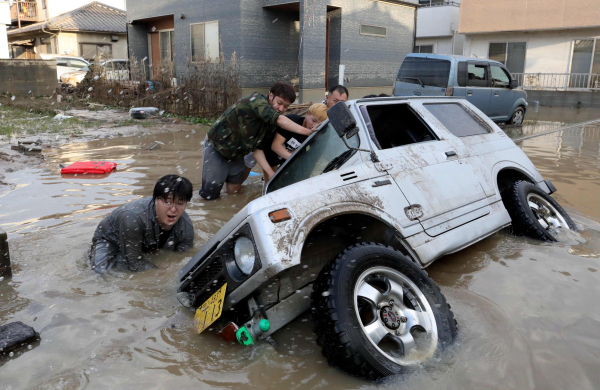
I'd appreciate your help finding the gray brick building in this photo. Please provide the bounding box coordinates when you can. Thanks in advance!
[126,0,417,102]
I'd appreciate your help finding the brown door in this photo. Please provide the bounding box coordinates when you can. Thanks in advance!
[150,32,160,80]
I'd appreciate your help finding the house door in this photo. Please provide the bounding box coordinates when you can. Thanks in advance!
[150,32,160,79]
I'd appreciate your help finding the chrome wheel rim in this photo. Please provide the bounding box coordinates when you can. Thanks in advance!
[512,110,524,125]
[353,266,438,365]
[527,193,570,231]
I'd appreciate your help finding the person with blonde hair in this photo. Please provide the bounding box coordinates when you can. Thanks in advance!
[253,103,328,181]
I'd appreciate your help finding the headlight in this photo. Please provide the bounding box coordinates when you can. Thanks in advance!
[233,236,255,275]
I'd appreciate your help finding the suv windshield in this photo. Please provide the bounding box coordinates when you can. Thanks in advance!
[266,122,360,193]
[396,57,451,88]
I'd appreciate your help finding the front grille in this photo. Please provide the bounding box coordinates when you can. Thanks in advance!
[188,260,223,302]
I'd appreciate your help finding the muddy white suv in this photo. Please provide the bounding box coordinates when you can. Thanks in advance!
[177,97,574,380]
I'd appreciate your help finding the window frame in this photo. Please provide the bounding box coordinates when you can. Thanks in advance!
[79,42,113,61]
[159,29,175,62]
[414,45,434,54]
[359,23,387,38]
[424,102,493,137]
[487,41,527,73]
[190,22,206,62]
[466,62,490,88]
[490,65,511,88]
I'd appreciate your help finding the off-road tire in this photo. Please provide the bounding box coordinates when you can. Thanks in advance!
[310,243,457,381]
[508,106,525,126]
[502,180,576,241]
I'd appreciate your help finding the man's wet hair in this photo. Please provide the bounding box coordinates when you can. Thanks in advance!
[328,85,349,98]
[153,174,193,202]
[270,82,296,104]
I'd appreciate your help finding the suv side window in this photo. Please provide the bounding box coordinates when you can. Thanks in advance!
[466,63,488,87]
[425,103,491,137]
[364,104,437,149]
[56,58,68,67]
[490,65,511,88]
[70,59,88,69]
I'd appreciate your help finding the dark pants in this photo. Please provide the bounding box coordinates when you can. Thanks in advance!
[199,139,245,200]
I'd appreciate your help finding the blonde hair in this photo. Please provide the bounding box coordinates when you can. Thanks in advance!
[308,103,328,122]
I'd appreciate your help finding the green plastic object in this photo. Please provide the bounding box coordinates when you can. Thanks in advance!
[236,326,254,346]
[259,319,270,332]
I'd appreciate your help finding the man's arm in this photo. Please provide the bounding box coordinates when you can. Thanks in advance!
[272,133,292,160]
[176,220,194,252]
[253,149,276,181]
[277,115,316,136]
[117,212,154,271]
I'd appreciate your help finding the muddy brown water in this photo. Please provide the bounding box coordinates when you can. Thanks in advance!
[0,113,599,389]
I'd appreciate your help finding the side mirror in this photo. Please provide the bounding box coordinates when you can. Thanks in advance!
[328,101,357,138]
[509,79,519,89]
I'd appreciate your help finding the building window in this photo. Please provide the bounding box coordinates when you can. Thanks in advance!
[190,21,219,62]
[488,42,526,73]
[414,45,434,54]
[160,30,175,62]
[569,39,598,88]
[360,24,386,37]
[80,43,112,61]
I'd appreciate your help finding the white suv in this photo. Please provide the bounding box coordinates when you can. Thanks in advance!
[40,54,90,83]
[178,97,575,380]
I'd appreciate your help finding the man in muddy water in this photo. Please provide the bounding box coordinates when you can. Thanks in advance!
[199,82,320,200]
[90,175,194,273]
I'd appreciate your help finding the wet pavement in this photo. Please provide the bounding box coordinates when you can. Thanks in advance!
[0,110,599,389]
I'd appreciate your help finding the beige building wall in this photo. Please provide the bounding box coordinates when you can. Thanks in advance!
[56,32,127,59]
[459,0,600,34]
[463,27,600,73]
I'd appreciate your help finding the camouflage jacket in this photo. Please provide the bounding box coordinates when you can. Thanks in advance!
[207,93,281,160]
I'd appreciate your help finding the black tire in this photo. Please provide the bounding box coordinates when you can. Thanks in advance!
[502,180,576,241]
[508,106,525,126]
[311,243,457,381]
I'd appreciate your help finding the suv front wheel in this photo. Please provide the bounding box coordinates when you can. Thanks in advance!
[311,243,457,381]
[508,106,525,126]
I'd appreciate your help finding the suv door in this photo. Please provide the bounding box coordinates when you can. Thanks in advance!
[55,58,69,81]
[393,56,451,97]
[488,65,515,121]
[453,61,492,114]
[360,101,490,237]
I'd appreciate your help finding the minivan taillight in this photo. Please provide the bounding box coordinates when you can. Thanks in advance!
[446,86,454,96]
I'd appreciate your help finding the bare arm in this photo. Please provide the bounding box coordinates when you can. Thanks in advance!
[271,133,292,160]
[253,149,275,181]
[277,115,314,136]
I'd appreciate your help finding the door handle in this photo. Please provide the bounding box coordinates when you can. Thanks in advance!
[467,90,473,96]
[445,151,457,157]
[494,91,499,96]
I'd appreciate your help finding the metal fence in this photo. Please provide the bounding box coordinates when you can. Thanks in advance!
[419,0,460,7]
[511,73,600,91]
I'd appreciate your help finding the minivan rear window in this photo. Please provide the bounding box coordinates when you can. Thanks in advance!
[396,57,451,88]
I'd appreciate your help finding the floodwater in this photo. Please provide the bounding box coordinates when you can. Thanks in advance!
[0,112,599,389]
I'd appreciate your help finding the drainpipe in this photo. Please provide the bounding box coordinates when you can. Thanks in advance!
[413,7,417,53]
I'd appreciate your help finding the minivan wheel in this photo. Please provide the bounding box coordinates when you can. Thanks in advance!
[502,180,576,241]
[509,106,525,126]
[311,243,457,381]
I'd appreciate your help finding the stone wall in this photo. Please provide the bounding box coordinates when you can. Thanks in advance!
[0,59,57,96]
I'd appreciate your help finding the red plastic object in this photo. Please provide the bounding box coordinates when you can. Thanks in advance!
[60,161,117,174]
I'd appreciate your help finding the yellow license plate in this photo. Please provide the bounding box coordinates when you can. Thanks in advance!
[194,283,227,334]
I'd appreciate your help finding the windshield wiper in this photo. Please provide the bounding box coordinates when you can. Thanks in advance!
[401,77,425,87]
[322,150,356,174]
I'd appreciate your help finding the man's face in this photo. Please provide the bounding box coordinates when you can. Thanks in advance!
[269,93,292,113]
[325,90,348,109]
[302,113,322,130]
[155,194,187,230]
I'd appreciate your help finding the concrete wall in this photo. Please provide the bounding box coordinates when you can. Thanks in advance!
[416,5,459,38]
[527,90,600,108]
[463,27,600,73]
[416,36,465,55]
[459,0,600,34]
[0,59,56,95]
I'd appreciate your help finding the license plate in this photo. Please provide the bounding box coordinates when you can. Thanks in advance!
[194,283,227,334]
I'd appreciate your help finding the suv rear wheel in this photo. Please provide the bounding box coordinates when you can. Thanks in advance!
[502,180,576,241]
[311,243,457,381]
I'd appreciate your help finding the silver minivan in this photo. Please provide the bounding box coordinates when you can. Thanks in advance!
[393,54,528,125]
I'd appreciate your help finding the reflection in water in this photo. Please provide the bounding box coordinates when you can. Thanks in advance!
[0,120,599,389]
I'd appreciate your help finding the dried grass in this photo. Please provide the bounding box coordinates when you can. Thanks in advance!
[79,53,241,119]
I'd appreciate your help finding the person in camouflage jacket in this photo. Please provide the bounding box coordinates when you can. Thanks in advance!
[200,82,319,200]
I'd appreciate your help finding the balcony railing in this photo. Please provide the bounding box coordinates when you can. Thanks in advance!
[512,73,600,91]
[419,1,460,7]
[10,1,39,25]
